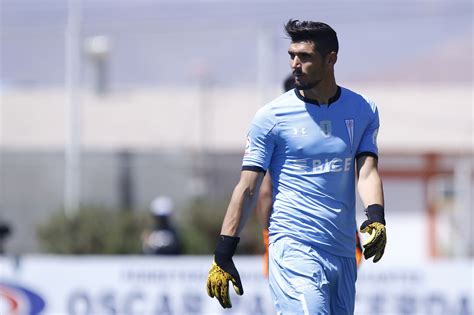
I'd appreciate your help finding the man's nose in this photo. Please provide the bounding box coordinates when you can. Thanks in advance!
[291,57,301,69]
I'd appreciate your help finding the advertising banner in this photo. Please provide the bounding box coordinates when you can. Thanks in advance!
[0,256,472,315]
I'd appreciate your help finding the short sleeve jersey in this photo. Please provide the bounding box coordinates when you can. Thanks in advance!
[242,86,380,257]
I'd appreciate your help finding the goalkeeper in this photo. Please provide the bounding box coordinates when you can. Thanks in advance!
[207,19,386,314]
[256,74,364,277]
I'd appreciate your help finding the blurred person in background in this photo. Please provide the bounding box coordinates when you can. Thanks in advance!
[207,19,386,314]
[0,222,11,254]
[142,196,182,255]
[256,74,363,277]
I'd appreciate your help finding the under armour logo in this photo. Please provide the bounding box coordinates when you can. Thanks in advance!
[293,127,307,136]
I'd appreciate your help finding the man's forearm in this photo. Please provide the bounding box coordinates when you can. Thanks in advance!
[221,173,264,236]
[358,170,384,207]
[256,174,272,229]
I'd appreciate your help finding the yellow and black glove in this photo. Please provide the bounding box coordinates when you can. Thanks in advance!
[206,235,243,308]
[360,204,387,263]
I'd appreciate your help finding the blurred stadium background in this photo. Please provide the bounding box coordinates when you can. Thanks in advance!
[0,0,472,314]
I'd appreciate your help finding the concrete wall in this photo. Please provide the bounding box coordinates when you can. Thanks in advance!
[1,85,471,153]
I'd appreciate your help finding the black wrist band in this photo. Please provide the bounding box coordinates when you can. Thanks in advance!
[365,204,386,225]
[214,235,240,261]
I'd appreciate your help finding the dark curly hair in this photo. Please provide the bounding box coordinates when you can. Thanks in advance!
[284,19,339,56]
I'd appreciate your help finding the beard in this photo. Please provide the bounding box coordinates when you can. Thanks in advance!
[293,69,321,90]
[294,78,320,90]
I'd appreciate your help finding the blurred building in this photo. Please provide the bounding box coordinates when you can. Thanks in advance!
[0,0,472,257]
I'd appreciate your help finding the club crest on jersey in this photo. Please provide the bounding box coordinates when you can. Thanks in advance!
[320,121,332,137]
[345,119,354,150]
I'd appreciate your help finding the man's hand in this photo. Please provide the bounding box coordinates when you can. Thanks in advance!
[360,204,387,263]
[207,260,243,308]
[206,235,243,308]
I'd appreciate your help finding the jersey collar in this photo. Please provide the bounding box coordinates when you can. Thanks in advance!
[294,86,341,106]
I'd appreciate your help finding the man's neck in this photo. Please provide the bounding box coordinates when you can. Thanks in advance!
[300,79,338,104]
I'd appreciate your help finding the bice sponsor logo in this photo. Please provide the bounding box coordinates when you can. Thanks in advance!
[0,282,45,315]
[290,157,353,174]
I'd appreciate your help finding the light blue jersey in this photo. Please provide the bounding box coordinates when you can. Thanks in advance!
[242,86,379,258]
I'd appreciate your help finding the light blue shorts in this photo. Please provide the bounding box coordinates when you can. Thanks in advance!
[268,237,357,315]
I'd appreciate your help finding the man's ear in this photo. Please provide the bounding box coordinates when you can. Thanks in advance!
[327,52,337,66]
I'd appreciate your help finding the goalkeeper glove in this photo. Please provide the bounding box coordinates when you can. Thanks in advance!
[360,204,387,263]
[206,235,243,308]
